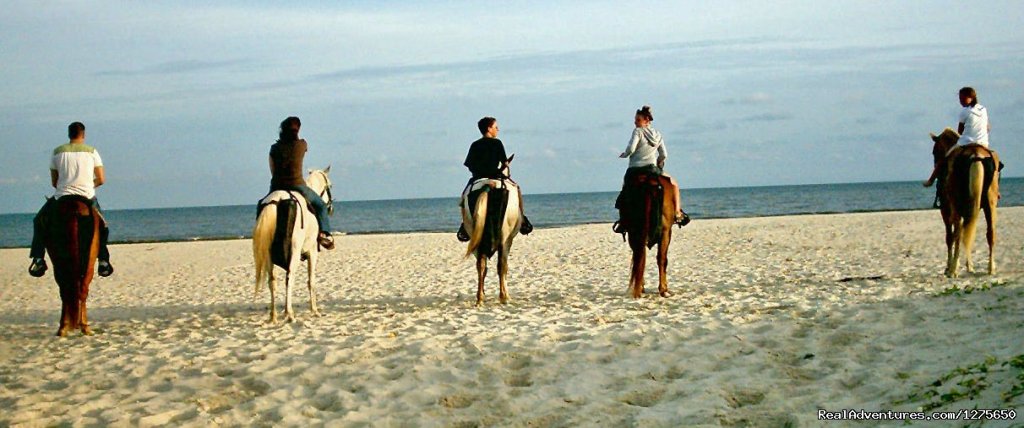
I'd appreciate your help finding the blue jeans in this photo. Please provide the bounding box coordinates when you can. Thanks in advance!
[273,185,332,233]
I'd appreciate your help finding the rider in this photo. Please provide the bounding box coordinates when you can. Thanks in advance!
[456,116,533,241]
[268,116,335,250]
[924,87,999,205]
[28,121,114,277]
[617,105,688,229]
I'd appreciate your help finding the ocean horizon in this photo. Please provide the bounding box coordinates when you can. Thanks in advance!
[2,178,1020,249]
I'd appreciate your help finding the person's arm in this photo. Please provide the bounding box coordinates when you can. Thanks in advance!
[93,166,105,187]
[268,156,275,175]
[50,169,58,188]
[620,128,641,158]
[924,165,938,187]
[958,122,965,135]
[657,139,668,168]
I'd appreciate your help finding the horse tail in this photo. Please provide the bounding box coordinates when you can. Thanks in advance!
[253,204,277,297]
[465,190,489,258]
[961,159,986,244]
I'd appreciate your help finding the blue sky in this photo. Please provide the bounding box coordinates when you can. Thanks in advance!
[1,1,1022,213]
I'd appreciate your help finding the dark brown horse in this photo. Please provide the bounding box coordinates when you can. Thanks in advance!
[44,196,102,336]
[618,172,678,298]
[930,129,1000,277]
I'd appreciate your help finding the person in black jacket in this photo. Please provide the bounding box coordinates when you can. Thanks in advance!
[457,117,532,241]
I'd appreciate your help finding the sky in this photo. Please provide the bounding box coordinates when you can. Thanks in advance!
[1,1,1022,214]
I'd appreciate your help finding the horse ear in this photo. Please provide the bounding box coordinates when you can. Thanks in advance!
[324,165,331,174]
[930,133,938,141]
[507,153,515,163]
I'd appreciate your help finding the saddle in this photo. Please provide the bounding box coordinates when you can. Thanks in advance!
[44,196,102,276]
[615,172,668,248]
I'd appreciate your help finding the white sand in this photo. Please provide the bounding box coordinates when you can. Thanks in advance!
[1,208,1022,427]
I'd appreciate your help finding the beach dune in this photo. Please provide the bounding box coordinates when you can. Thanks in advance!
[1,208,1022,426]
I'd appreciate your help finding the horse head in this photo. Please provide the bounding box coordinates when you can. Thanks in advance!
[307,166,334,215]
[930,128,960,160]
[500,154,514,179]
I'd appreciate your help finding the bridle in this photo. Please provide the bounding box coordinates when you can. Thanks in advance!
[312,170,334,216]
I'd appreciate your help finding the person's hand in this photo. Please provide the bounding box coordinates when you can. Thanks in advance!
[922,179,934,187]
[657,157,666,169]
[619,152,628,158]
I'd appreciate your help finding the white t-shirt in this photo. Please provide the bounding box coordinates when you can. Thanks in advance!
[51,143,103,199]
[957,104,989,146]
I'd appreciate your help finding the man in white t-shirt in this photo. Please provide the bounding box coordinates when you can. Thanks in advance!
[29,122,114,277]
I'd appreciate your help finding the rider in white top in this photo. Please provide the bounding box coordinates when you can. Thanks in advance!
[957,88,990,147]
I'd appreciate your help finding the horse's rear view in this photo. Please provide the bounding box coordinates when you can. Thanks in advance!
[943,143,1000,277]
[617,172,677,298]
[461,160,521,306]
[45,196,102,336]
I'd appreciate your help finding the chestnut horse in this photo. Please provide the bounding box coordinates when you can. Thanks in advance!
[252,167,334,322]
[930,129,1000,277]
[45,196,102,336]
[462,155,521,306]
[617,172,678,298]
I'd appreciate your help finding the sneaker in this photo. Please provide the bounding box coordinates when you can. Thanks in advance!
[318,232,335,250]
[675,211,691,227]
[456,225,470,242]
[97,260,114,277]
[29,258,47,277]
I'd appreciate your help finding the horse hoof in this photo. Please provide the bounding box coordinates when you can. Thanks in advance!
[81,326,94,336]
[659,290,673,298]
[56,328,68,337]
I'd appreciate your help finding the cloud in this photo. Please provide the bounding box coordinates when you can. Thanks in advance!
[741,112,793,122]
[96,59,251,77]
[722,92,774,106]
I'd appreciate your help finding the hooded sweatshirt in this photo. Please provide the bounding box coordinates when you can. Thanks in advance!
[623,126,667,168]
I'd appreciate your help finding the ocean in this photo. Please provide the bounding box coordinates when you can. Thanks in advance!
[1,178,1020,249]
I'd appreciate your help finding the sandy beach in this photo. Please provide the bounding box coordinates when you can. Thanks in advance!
[1,208,1022,427]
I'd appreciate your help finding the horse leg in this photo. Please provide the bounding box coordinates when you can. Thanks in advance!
[307,253,322,317]
[962,212,980,274]
[657,230,672,297]
[948,220,962,278]
[498,248,510,304]
[57,285,72,337]
[283,271,296,323]
[629,240,646,298]
[476,254,487,307]
[268,271,278,323]
[985,204,996,275]
[79,300,93,336]
[943,210,954,277]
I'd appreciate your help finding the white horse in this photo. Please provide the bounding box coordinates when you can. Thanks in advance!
[462,156,522,306]
[252,167,334,322]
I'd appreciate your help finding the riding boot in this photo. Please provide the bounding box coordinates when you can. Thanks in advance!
[456,224,470,242]
[318,232,335,250]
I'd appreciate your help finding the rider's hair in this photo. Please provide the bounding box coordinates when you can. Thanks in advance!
[68,122,85,139]
[278,116,301,142]
[636,105,653,122]
[959,87,978,107]
[477,117,497,135]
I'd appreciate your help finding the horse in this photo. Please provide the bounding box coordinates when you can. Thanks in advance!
[44,196,102,336]
[931,129,1000,278]
[462,155,522,306]
[252,167,334,322]
[616,170,679,298]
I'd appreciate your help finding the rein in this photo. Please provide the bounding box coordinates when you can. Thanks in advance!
[312,170,334,215]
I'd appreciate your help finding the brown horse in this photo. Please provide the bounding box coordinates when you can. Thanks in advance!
[931,129,1000,277]
[44,196,102,336]
[617,172,678,298]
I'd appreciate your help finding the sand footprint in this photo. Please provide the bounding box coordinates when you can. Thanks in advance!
[722,388,765,408]
[620,386,666,408]
[438,393,475,409]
